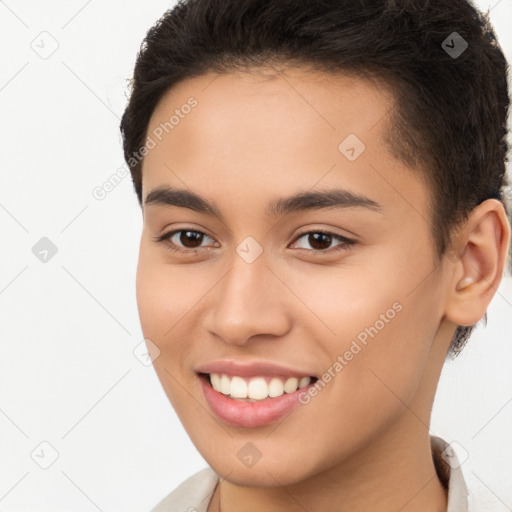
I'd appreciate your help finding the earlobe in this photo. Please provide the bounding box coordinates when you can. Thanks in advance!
[444,199,510,326]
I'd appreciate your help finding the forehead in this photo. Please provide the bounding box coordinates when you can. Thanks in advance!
[145,66,393,162]
[141,67,428,222]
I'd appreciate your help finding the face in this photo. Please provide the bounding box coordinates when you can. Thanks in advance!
[136,66,453,486]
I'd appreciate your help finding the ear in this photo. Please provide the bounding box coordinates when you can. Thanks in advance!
[444,199,510,326]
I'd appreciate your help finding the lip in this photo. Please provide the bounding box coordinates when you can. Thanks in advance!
[198,373,316,428]
[195,360,316,379]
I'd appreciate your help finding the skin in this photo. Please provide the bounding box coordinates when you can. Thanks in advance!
[135,65,510,512]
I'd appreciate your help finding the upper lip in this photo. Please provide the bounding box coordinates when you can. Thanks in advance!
[196,360,316,378]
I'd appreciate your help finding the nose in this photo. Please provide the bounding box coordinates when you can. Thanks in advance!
[203,251,292,346]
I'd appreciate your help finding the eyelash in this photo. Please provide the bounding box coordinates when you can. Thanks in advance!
[153,228,355,255]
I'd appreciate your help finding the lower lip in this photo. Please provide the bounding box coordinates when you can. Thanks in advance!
[199,374,314,428]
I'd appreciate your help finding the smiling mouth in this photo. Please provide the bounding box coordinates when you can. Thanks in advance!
[199,372,318,402]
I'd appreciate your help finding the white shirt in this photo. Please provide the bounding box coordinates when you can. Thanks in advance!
[151,435,470,511]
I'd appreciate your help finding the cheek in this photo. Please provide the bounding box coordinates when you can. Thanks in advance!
[135,246,213,388]
[282,258,404,342]
[135,251,160,338]
[135,250,197,410]
[292,255,439,407]
[135,247,194,340]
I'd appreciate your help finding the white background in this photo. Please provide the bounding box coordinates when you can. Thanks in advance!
[0,1,511,510]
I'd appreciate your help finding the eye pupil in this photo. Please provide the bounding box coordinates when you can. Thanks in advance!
[309,232,331,250]
[180,230,203,248]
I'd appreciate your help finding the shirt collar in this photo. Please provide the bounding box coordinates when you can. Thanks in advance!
[430,435,470,512]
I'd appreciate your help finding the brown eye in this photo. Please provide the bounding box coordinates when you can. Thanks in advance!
[154,229,216,253]
[307,232,333,250]
[292,230,355,253]
[178,230,205,248]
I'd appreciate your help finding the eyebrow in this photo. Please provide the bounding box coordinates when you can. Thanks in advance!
[144,185,382,221]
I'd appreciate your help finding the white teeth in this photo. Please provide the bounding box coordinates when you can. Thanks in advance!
[209,373,312,400]
[268,377,284,397]
[230,376,247,398]
[283,377,299,393]
[298,376,310,388]
[210,373,221,390]
[220,374,231,395]
[247,377,268,400]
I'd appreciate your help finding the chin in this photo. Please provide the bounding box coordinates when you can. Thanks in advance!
[213,462,312,488]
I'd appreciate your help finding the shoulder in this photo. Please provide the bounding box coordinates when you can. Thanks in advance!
[150,466,219,512]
